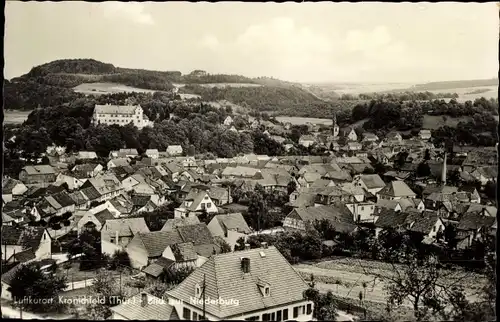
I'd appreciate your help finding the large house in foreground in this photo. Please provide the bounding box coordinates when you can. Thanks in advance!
[165,245,314,321]
[92,104,152,129]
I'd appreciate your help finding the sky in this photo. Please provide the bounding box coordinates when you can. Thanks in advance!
[4,2,499,83]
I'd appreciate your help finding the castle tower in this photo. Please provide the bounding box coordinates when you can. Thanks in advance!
[441,152,447,185]
[332,112,339,137]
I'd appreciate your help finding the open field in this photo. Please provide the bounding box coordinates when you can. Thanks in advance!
[422,115,472,129]
[173,83,262,88]
[73,82,159,95]
[4,110,31,124]
[275,116,332,125]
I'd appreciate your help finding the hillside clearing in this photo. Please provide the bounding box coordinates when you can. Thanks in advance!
[4,110,31,124]
[422,115,472,129]
[73,82,159,95]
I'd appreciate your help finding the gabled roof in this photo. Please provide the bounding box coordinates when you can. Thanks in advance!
[171,242,198,261]
[7,248,36,263]
[22,165,55,175]
[166,246,310,318]
[1,263,23,285]
[2,178,26,194]
[136,230,184,257]
[359,174,386,189]
[374,209,408,229]
[142,257,175,277]
[457,212,496,231]
[1,225,24,244]
[292,205,356,233]
[94,209,115,224]
[176,224,215,246]
[378,181,416,197]
[214,213,252,234]
[102,218,150,238]
[161,217,201,231]
[110,292,179,320]
[81,186,101,201]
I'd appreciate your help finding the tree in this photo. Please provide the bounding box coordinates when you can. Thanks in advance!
[303,274,338,321]
[87,269,123,320]
[108,250,131,270]
[162,266,195,285]
[416,162,431,177]
[287,179,297,195]
[8,261,67,313]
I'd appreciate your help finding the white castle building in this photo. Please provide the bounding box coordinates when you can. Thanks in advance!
[92,104,152,129]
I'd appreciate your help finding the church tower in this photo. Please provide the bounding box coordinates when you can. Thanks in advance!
[332,112,339,137]
[441,152,447,185]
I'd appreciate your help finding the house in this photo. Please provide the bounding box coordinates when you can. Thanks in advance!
[362,132,379,142]
[31,191,76,221]
[145,149,160,159]
[374,209,445,241]
[72,163,103,178]
[133,194,167,213]
[223,116,233,126]
[161,217,201,232]
[207,213,252,249]
[19,165,57,186]
[55,173,86,190]
[283,204,356,233]
[77,208,115,234]
[340,127,357,141]
[167,145,183,156]
[353,174,386,195]
[418,129,432,141]
[207,185,232,206]
[298,135,316,148]
[2,178,28,203]
[0,226,52,260]
[107,158,131,169]
[175,189,219,218]
[75,151,98,160]
[2,213,15,226]
[271,135,286,144]
[5,248,36,266]
[2,264,22,300]
[128,224,217,270]
[471,166,497,185]
[101,218,150,256]
[345,142,362,151]
[93,104,151,129]
[80,175,123,203]
[456,211,496,249]
[69,190,90,210]
[345,202,377,223]
[110,292,179,320]
[108,194,135,217]
[458,186,481,204]
[386,132,403,143]
[339,183,365,202]
[314,186,355,206]
[165,245,314,321]
[377,181,416,201]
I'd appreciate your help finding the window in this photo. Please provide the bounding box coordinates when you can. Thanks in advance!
[262,313,270,321]
[357,215,361,222]
[245,317,259,321]
[270,313,275,321]
[283,309,288,321]
[302,306,305,314]
[264,286,270,296]
[277,310,282,321]
[361,206,365,211]
[195,284,201,297]
[293,307,299,318]
[192,312,198,320]
[183,308,191,320]
[201,203,206,209]
[433,226,436,232]
[206,203,212,209]
[306,304,312,315]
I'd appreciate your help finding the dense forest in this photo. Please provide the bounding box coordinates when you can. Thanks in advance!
[340,91,459,101]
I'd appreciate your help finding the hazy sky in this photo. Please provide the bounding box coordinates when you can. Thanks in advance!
[4,2,499,83]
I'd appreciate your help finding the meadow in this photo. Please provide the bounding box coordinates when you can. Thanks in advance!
[73,82,159,95]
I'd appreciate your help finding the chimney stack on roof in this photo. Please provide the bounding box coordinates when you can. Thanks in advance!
[244,243,251,250]
[261,242,268,249]
[241,257,250,273]
[141,293,148,307]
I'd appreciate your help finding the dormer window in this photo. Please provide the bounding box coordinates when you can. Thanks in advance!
[195,283,202,298]
[264,286,270,297]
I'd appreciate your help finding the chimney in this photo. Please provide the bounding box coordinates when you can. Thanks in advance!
[141,293,148,307]
[241,257,250,273]
[261,242,268,249]
[244,243,251,250]
[115,231,119,246]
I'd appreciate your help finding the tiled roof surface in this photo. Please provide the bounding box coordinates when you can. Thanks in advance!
[166,246,310,318]
[171,242,198,261]
[23,165,55,175]
[161,217,201,232]
[176,224,214,246]
[102,218,150,239]
[360,174,386,189]
[143,257,175,277]
[215,213,252,234]
[457,212,496,231]
[94,209,115,224]
[95,104,139,115]
[2,225,23,244]
[137,231,183,257]
[293,205,355,232]
[378,181,416,197]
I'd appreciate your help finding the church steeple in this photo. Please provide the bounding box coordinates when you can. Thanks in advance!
[332,111,339,137]
[441,152,447,185]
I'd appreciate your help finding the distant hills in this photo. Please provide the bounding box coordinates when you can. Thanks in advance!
[408,78,499,91]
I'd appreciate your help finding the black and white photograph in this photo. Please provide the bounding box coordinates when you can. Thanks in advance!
[2,2,498,321]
